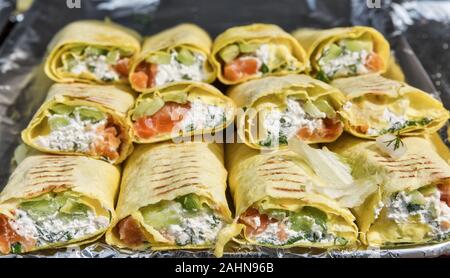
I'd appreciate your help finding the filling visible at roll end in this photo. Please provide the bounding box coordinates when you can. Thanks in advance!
[239,205,353,247]
[58,46,133,83]
[316,37,383,82]
[131,91,234,142]
[255,96,342,148]
[115,194,225,248]
[130,48,211,91]
[33,103,125,163]
[218,43,302,83]
[0,191,110,254]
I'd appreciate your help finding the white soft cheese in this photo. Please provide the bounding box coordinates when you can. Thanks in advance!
[166,211,223,246]
[154,51,205,86]
[261,97,324,146]
[9,209,109,246]
[252,215,334,246]
[35,111,105,153]
[175,100,229,133]
[255,44,270,66]
[373,201,384,220]
[383,108,407,129]
[70,55,119,81]
[342,101,353,111]
[318,48,369,78]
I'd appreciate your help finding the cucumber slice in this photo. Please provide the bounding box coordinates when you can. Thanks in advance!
[419,185,437,196]
[49,104,74,115]
[84,46,107,57]
[70,46,85,57]
[20,197,60,220]
[267,209,288,221]
[321,44,342,63]
[146,52,171,64]
[303,101,326,118]
[219,44,240,63]
[176,193,202,212]
[141,202,182,229]
[408,191,427,206]
[238,42,259,53]
[48,116,70,130]
[290,214,315,232]
[132,97,165,120]
[60,198,89,216]
[76,107,106,122]
[162,91,188,104]
[176,49,196,66]
[290,206,327,232]
[106,50,120,64]
[340,39,373,52]
[314,99,336,118]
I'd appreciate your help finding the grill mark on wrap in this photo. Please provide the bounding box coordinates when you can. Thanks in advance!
[26,158,75,188]
[150,150,203,193]
[156,183,206,196]
[150,151,198,161]
[260,171,305,177]
[31,180,74,186]
[268,178,306,184]
[156,165,201,175]
[387,167,440,173]
[257,166,290,172]
[273,187,305,193]
[28,168,73,175]
[149,172,200,183]
[32,163,77,170]
[153,176,199,190]
[152,160,199,169]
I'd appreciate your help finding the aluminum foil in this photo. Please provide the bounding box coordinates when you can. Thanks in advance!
[0,0,449,258]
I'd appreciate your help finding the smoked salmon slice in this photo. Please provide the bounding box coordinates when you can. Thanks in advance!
[365,52,384,71]
[0,214,36,254]
[131,62,158,90]
[224,57,259,82]
[133,102,191,139]
[117,216,146,246]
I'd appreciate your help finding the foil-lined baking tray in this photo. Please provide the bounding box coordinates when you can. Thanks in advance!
[0,0,449,258]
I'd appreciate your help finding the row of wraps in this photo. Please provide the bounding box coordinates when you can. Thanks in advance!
[0,21,449,256]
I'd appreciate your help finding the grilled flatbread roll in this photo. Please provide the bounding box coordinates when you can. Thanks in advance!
[21,83,135,164]
[0,155,120,254]
[330,136,450,247]
[228,74,345,150]
[131,81,236,143]
[292,26,389,82]
[332,74,449,139]
[129,24,216,93]
[106,142,233,251]
[212,24,308,85]
[45,20,141,84]
[214,143,359,257]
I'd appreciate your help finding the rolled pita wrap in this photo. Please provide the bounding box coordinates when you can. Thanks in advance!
[129,24,216,93]
[131,81,236,144]
[21,83,135,164]
[0,154,120,254]
[227,74,344,150]
[329,136,450,247]
[212,24,308,85]
[45,20,141,85]
[333,74,449,139]
[292,26,390,82]
[214,143,358,257]
[106,142,233,251]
